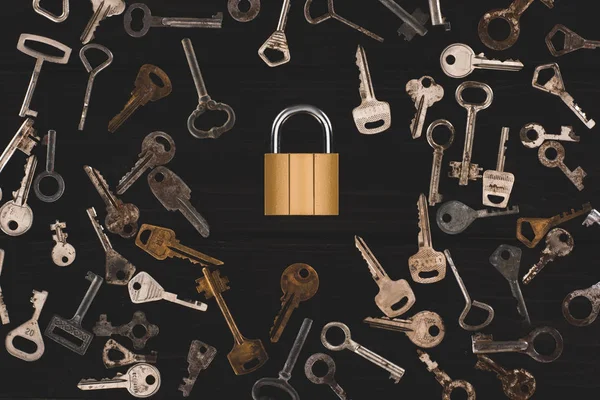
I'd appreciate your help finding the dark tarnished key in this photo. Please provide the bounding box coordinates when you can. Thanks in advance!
[418,350,476,400]
[437,200,519,235]
[546,24,600,57]
[305,353,349,399]
[93,311,159,350]
[563,280,600,327]
[102,338,158,369]
[179,340,217,397]
[522,228,573,285]
[475,355,536,400]
[228,0,260,22]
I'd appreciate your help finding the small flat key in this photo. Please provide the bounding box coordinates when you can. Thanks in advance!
[437,200,520,235]
[546,24,600,57]
[538,141,586,191]
[5,290,48,361]
[428,0,450,30]
[445,250,494,331]
[0,155,37,236]
[79,44,113,131]
[519,122,579,148]
[532,63,595,129]
[0,118,39,176]
[270,264,319,343]
[259,0,292,67]
[0,249,9,324]
[50,221,76,267]
[179,340,217,397]
[102,338,158,369]
[108,64,172,133]
[522,228,573,285]
[583,209,600,227]
[33,0,69,22]
[81,0,126,44]
[355,235,416,317]
[125,4,222,38]
[78,363,161,398]
[441,43,524,79]
[475,355,536,400]
[482,127,515,208]
[427,120,454,206]
[378,0,427,41]
[406,76,444,139]
[128,271,208,312]
[418,350,476,400]
[305,353,349,399]
[563,280,600,327]
[364,310,446,348]
[228,0,260,22]
[93,311,159,350]
[33,130,65,203]
[321,322,405,383]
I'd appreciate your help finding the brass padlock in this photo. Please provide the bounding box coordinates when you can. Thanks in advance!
[264,105,339,216]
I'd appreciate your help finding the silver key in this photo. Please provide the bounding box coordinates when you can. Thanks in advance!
[0,155,37,236]
[124,3,223,38]
[78,363,161,398]
[583,209,600,227]
[117,131,176,195]
[259,0,292,67]
[378,0,428,41]
[417,350,476,400]
[147,166,210,238]
[532,63,595,129]
[428,0,450,30]
[538,141,586,191]
[33,0,69,23]
[522,228,573,285]
[0,249,9,324]
[445,250,494,331]
[519,123,579,148]
[321,322,405,383]
[305,353,349,400]
[50,221,76,267]
[5,290,48,362]
[0,119,39,176]
[86,207,136,285]
[102,338,158,369]
[355,235,415,317]
[440,43,524,79]
[546,24,600,57]
[128,271,208,312]
[482,127,515,208]
[33,130,65,203]
[406,76,444,139]
[79,44,113,131]
[81,0,126,44]
[427,120,454,206]
[563,280,600,327]
[179,340,217,397]
[364,310,446,348]
[436,200,520,235]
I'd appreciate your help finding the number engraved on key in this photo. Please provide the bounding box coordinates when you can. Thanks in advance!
[79,44,113,131]
[406,77,444,139]
[305,353,349,399]
[418,350,476,400]
[5,290,48,361]
[427,120,454,206]
[50,221,76,267]
[538,141,586,191]
[179,340,217,397]
[364,310,446,348]
[77,363,161,398]
[93,311,159,350]
[440,43,524,79]
[436,200,520,235]
[81,0,126,44]
[33,130,65,203]
[546,24,600,57]
[519,122,579,149]
[0,155,37,236]
[102,339,158,369]
[522,228,573,285]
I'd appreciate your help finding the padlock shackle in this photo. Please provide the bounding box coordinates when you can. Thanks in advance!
[271,105,333,154]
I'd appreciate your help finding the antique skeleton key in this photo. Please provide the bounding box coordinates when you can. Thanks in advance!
[0,118,39,176]
[437,201,520,235]
[179,340,217,397]
[33,130,65,203]
[482,127,515,208]
[0,249,8,324]
[418,350,476,400]
[364,311,446,348]
[5,290,48,361]
[102,339,157,369]
[427,120,454,206]
[475,355,536,400]
[50,221,76,267]
[228,0,260,22]
[522,228,573,285]
[378,0,427,41]
[440,43,524,79]
[78,363,161,398]
[79,44,113,131]
[546,24,600,57]
[305,353,349,399]
[93,311,159,350]
[538,141,586,191]
[81,0,126,44]
[259,0,292,67]
[406,77,444,139]
[129,271,208,311]
[0,155,37,236]
[519,123,579,149]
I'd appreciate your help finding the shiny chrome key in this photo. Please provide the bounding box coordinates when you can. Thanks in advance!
[128,271,208,312]
[364,310,446,348]
[436,201,519,235]
[0,155,37,236]
[538,141,586,191]
[78,363,161,398]
[79,44,113,131]
[427,120,454,206]
[519,123,579,149]
[406,76,444,139]
[441,43,524,79]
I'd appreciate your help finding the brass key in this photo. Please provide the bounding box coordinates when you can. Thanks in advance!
[196,268,268,375]
[269,263,319,343]
[108,64,172,133]
[135,224,223,267]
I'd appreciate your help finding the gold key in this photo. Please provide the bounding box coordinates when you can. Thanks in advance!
[135,224,223,266]
[196,268,268,375]
[108,64,172,133]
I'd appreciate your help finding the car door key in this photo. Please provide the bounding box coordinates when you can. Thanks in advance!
[519,123,579,148]
[441,43,524,79]
[305,353,349,399]
[437,200,520,234]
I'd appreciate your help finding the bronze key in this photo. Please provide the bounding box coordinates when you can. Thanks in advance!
[108,64,172,132]
[269,263,319,343]
[196,268,268,375]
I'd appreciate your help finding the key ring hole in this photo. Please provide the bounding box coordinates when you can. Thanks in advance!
[526,129,539,141]
[236,0,252,12]
[500,250,511,260]
[132,282,142,290]
[36,175,60,197]
[559,233,570,243]
[421,77,433,87]
[550,30,567,53]
[532,332,558,356]
[116,271,126,280]
[11,336,38,354]
[442,213,452,223]
[61,256,69,264]
[567,295,593,319]
[535,68,556,87]
[149,73,166,88]
[428,325,440,337]
[445,55,456,65]
[107,349,126,361]
[544,146,558,161]
[153,172,165,183]
[191,108,229,132]
[8,221,19,231]
[298,268,309,278]
[487,18,512,41]
[459,87,488,104]
[154,135,172,152]
[138,228,151,245]
[427,120,455,150]
[145,375,156,385]
[133,325,147,338]
[449,387,469,400]
[123,224,134,235]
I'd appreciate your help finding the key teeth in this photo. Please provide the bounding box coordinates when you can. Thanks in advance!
[117,153,149,192]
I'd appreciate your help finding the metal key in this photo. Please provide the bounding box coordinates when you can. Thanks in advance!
[93,311,159,350]
[538,141,586,191]
[270,264,319,343]
[482,127,515,208]
[305,353,349,399]
[353,45,391,135]
[522,228,573,285]
[259,0,292,67]
[472,326,564,363]
[478,0,555,51]
[102,338,158,369]
[428,0,450,30]
[475,355,536,400]
[321,322,405,383]
[440,43,524,79]
[117,131,175,195]
[50,221,76,267]
[378,0,428,41]
[519,122,579,149]
[355,235,416,317]
[0,118,39,176]
[33,0,69,22]
[437,201,520,235]
[5,290,48,361]
[364,310,446,348]
[81,0,125,44]
[33,130,65,203]
[135,224,223,266]
[563,280,600,327]
[196,268,269,375]
[125,4,222,38]
[79,44,113,131]
[84,165,140,238]
[489,245,531,326]
[0,155,37,236]
[148,167,210,237]
[418,350,476,400]
[449,81,493,185]
[305,0,384,42]
[406,76,444,139]
[128,271,208,312]
[228,0,260,22]
[445,250,494,331]
[253,318,312,400]
[583,209,600,227]
[17,34,71,118]
[546,24,600,57]
[182,38,236,139]
[532,63,595,129]
[427,120,454,206]
[179,340,217,397]
[108,64,172,133]
[0,249,9,324]
[78,363,161,398]
[409,194,447,284]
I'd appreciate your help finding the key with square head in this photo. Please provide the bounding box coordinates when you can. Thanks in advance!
[33,130,65,203]
[428,0,450,30]
[583,209,600,227]
[483,127,515,208]
[259,0,292,67]
[519,122,579,149]
[102,339,158,369]
[522,228,573,285]
[84,165,140,238]
[93,311,159,350]
[538,141,586,191]
[179,340,217,397]
[321,322,405,383]
[81,0,126,44]
[78,363,161,398]
[228,0,260,22]
[563,280,600,327]
[45,271,103,355]
[5,290,48,361]
[50,221,76,267]
[117,131,175,195]
[475,355,536,400]
[129,271,208,312]
[305,353,349,399]
[0,155,37,236]
[364,310,446,348]
[79,44,113,131]
[546,24,600,57]
[377,0,427,41]
[436,201,520,235]
[406,76,444,139]
[0,249,9,324]
[441,43,524,79]
[427,120,454,206]
[418,350,476,400]
[490,245,531,326]
[182,38,236,139]
[0,119,39,176]
[355,235,415,317]
[33,0,69,22]
[270,264,319,343]
[196,268,269,374]
[533,63,595,129]
[108,64,172,133]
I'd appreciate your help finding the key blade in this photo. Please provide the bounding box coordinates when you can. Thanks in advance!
[354,235,389,281]
[269,292,299,343]
[476,205,520,219]
[170,241,224,266]
[356,45,375,100]
[162,292,208,311]
[364,316,413,332]
[417,194,433,248]
[116,151,155,195]
[473,54,524,72]
[83,165,120,209]
[177,197,211,238]
[179,340,217,397]
[14,155,37,206]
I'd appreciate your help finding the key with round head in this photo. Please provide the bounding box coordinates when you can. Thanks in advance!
[228,0,260,22]
[108,64,172,133]
[427,120,454,206]
[538,141,586,191]
[519,123,579,148]
[0,155,37,236]
[418,350,476,400]
[0,250,9,324]
[128,271,208,312]
[33,130,65,203]
[5,290,48,361]
[436,200,520,235]
[377,0,427,41]
[441,43,524,79]
[50,221,76,267]
[259,0,292,67]
[305,353,349,399]
[364,310,446,348]
[33,0,69,22]
[102,339,158,369]
[79,44,113,131]
[490,245,530,326]
[482,127,515,208]
[78,363,161,398]
[406,76,444,139]
[546,24,600,57]
[562,280,600,327]
[522,228,573,285]
[179,340,217,397]
[475,355,536,400]
[81,0,125,44]
[0,119,39,176]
